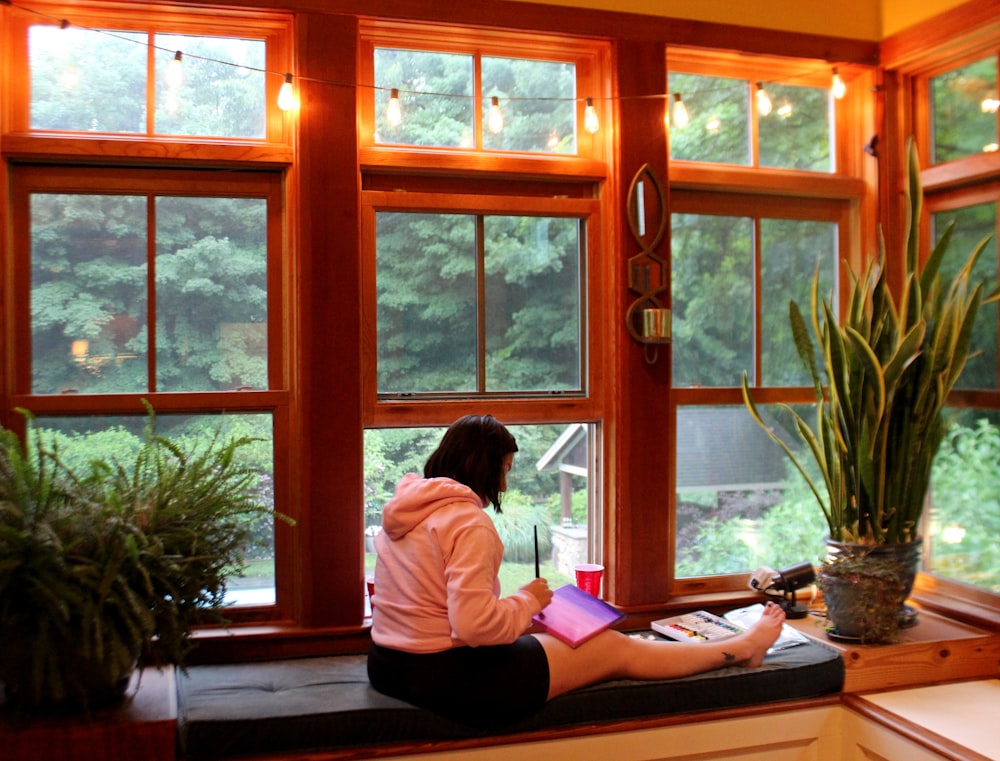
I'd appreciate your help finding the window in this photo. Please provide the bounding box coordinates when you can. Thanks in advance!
[929,55,999,164]
[667,49,868,590]
[668,53,837,172]
[360,23,612,600]
[10,165,289,611]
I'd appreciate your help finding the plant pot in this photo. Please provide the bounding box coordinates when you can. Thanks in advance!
[818,538,921,644]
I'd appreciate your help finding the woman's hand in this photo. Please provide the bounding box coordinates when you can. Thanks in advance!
[520,577,553,610]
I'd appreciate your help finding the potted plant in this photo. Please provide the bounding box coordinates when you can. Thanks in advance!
[743,139,997,643]
[0,405,288,711]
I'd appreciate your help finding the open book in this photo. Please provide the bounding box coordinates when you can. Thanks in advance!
[651,604,809,652]
[532,584,625,648]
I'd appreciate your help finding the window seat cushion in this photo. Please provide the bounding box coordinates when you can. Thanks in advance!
[176,635,844,760]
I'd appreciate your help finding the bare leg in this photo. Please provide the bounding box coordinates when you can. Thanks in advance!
[534,601,786,700]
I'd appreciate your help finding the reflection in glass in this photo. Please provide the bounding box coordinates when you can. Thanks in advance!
[931,56,999,164]
[34,413,277,606]
[374,49,474,147]
[31,194,149,394]
[760,218,837,385]
[30,25,147,133]
[667,72,750,165]
[154,34,266,138]
[675,405,827,578]
[758,83,833,172]
[928,408,1000,593]
[932,202,999,390]
[671,213,753,387]
[482,57,576,153]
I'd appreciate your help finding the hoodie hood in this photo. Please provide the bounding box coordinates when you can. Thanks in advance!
[381,473,483,540]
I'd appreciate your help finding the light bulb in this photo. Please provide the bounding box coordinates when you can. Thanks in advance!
[386,88,402,126]
[166,51,183,89]
[488,96,504,134]
[584,97,599,134]
[755,82,772,116]
[671,93,689,128]
[982,96,1000,114]
[706,116,721,134]
[777,101,793,118]
[831,68,846,100]
[278,73,296,111]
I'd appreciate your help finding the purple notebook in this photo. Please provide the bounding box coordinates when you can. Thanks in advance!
[532,584,625,648]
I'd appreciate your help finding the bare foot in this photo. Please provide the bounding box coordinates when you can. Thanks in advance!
[736,602,786,668]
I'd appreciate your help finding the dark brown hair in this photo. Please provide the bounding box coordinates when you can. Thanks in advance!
[424,414,518,512]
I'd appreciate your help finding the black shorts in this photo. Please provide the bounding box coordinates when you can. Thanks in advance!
[367,636,550,728]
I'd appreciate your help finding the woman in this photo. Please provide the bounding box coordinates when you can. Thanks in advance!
[368,414,785,728]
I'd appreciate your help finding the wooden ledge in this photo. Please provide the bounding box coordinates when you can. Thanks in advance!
[787,605,1000,692]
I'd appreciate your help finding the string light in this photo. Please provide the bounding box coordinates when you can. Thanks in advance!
[831,67,846,99]
[983,95,1000,114]
[277,72,296,111]
[488,95,504,134]
[584,97,599,134]
[386,87,402,126]
[755,82,773,116]
[777,101,793,118]
[671,93,689,128]
[705,115,720,134]
[8,0,858,132]
[165,50,183,89]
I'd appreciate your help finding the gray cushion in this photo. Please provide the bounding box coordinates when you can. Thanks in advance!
[177,637,843,760]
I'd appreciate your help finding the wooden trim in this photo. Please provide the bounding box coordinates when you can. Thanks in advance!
[880,0,1000,71]
[843,693,997,761]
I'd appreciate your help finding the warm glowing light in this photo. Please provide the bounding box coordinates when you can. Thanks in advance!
[671,93,689,128]
[165,51,183,89]
[547,131,560,148]
[755,82,772,116]
[386,88,402,127]
[777,101,793,118]
[831,68,846,99]
[71,339,89,359]
[705,116,721,134]
[985,143,999,153]
[277,73,296,111]
[941,525,966,544]
[488,96,504,134]
[983,96,1000,114]
[584,97,599,134]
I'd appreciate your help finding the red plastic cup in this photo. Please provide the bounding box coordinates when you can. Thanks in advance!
[575,563,604,596]
[366,576,376,608]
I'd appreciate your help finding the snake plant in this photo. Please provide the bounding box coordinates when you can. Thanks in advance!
[743,139,997,545]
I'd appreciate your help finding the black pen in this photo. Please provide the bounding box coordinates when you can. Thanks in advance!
[534,525,545,619]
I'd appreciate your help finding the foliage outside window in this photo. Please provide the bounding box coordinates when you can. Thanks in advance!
[668,71,834,172]
[930,55,999,164]
[373,48,577,153]
[29,25,267,138]
[375,211,584,396]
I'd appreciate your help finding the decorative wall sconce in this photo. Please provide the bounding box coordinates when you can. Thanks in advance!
[625,163,670,364]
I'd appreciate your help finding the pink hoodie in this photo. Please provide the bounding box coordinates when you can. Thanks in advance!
[371,473,542,653]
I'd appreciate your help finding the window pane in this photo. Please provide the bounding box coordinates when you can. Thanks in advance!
[759,83,833,172]
[30,25,147,133]
[374,49,474,147]
[760,218,837,385]
[376,212,477,393]
[155,196,269,392]
[933,202,999,390]
[676,405,827,578]
[667,73,750,165]
[482,57,576,153]
[931,56,999,164]
[31,194,149,394]
[155,34,266,138]
[484,216,582,391]
[32,413,277,606]
[928,409,1000,592]
[364,422,592,611]
[671,213,753,387]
